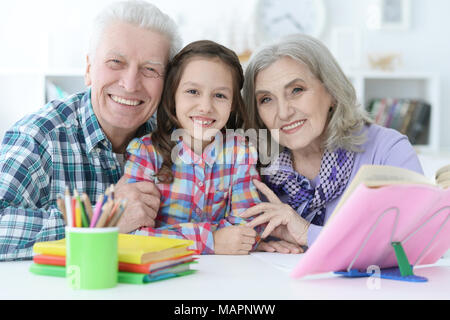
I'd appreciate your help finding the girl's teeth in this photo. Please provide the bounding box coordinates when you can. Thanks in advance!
[193,119,214,125]
[283,120,305,131]
[111,95,141,106]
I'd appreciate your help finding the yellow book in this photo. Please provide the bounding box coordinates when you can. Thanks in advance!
[33,234,194,264]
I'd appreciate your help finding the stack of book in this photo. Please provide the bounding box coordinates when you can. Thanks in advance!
[30,234,198,284]
[367,98,431,145]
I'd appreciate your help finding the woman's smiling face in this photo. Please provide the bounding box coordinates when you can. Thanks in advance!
[255,56,334,152]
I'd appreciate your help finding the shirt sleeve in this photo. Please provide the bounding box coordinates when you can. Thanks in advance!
[0,130,65,261]
[124,135,159,183]
[380,133,424,174]
[135,137,263,254]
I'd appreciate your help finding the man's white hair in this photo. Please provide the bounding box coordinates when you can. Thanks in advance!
[88,0,182,60]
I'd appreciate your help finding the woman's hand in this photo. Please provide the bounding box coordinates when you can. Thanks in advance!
[256,240,304,254]
[241,179,310,246]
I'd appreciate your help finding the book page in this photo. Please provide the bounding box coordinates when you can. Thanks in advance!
[328,165,433,224]
[436,164,450,188]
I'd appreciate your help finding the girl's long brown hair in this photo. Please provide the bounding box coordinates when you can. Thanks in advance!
[152,40,248,183]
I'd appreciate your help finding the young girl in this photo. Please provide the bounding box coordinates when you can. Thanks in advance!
[124,40,263,255]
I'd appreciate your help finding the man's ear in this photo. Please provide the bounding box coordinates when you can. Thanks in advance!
[85,55,92,86]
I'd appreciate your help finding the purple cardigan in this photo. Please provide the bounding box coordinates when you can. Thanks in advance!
[270,124,424,247]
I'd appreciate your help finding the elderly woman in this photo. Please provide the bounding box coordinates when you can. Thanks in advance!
[241,34,423,253]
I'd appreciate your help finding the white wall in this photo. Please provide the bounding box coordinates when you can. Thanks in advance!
[323,0,450,151]
[1,0,449,149]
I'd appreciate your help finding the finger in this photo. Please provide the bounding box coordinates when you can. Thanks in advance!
[246,212,276,228]
[133,181,161,197]
[239,226,257,237]
[257,242,276,252]
[261,217,283,238]
[253,179,282,204]
[144,206,158,220]
[241,235,257,245]
[237,244,252,254]
[275,240,303,254]
[267,241,291,254]
[240,203,271,218]
[139,194,160,213]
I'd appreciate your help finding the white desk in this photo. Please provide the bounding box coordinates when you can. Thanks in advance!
[1,253,450,300]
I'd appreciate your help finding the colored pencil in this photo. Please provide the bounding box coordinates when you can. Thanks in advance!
[82,193,94,221]
[95,200,113,228]
[89,194,104,228]
[74,190,89,228]
[61,184,127,229]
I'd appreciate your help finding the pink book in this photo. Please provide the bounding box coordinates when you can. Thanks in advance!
[291,165,450,278]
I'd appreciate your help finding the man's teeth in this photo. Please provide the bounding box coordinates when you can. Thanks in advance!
[282,120,305,131]
[192,118,214,125]
[111,95,141,106]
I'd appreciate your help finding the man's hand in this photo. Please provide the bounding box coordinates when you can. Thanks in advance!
[213,226,257,255]
[114,175,160,234]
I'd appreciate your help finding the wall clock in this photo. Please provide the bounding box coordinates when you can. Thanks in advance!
[255,0,327,43]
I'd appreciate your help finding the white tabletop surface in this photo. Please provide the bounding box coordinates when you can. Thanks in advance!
[1,253,450,300]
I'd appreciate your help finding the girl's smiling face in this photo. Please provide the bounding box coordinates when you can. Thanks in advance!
[255,56,334,153]
[175,57,234,149]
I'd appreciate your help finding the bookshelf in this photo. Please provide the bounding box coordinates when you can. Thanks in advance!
[348,71,440,152]
[0,70,86,141]
[44,69,86,103]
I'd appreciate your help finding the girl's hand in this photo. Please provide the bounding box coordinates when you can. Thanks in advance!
[240,179,310,246]
[257,240,304,254]
[213,225,257,255]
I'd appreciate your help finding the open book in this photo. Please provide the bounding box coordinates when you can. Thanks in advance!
[291,164,450,279]
[329,164,450,224]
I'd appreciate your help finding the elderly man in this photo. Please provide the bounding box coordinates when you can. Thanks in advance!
[0,1,182,261]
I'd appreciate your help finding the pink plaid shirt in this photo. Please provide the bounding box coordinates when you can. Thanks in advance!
[124,131,262,254]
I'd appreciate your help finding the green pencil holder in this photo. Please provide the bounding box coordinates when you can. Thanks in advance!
[66,227,118,290]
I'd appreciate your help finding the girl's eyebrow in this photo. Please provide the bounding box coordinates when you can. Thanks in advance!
[180,81,232,92]
[179,81,201,87]
[215,86,232,93]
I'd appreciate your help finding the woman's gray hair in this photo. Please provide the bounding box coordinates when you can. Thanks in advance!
[89,0,182,61]
[243,33,372,152]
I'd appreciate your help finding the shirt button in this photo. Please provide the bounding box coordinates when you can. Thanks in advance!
[198,181,204,187]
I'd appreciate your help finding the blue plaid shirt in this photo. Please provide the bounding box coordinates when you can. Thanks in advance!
[0,89,155,261]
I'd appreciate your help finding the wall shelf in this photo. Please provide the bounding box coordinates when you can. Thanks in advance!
[347,71,440,153]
